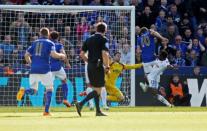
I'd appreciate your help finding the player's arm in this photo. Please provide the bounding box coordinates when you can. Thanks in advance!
[80,51,88,62]
[123,63,143,70]
[80,39,88,62]
[60,48,70,68]
[50,43,66,60]
[25,45,33,64]
[150,29,168,43]
[50,51,66,60]
[24,51,32,64]
[102,50,110,68]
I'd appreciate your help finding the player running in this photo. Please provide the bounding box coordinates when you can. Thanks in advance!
[16,28,66,116]
[137,27,168,86]
[140,50,174,107]
[49,31,71,107]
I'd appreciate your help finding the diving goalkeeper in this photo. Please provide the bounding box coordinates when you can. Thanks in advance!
[105,52,142,102]
[80,52,143,103]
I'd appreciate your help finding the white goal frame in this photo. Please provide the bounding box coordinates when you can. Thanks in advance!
[0,5,136,106]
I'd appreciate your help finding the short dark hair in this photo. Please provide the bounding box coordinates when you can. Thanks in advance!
[96,22,107,33]
[140,27,148,34]
[159,50,168,59]
[114,52,121,56]
[40,27,49,37]
[50,31,59,40]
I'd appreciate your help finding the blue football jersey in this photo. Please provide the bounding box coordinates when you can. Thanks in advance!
[137,32,156,63]
[27,38,55,74]
[50,41,64,71]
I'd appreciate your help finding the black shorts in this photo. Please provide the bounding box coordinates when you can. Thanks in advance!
[87,63,105,87]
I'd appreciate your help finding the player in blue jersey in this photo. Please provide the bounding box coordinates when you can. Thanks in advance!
[137,27,168,87]
[16,27,66,116]
[49,31,71,107]
[137,27,174,106]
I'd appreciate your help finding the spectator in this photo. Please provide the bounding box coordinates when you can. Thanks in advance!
[160,0,168,12]
[182,28,193,45]
[196,28,205,44]
[107,35,118,55]
[172,35,187,58]
[113,0,129,6]
[145,0,160,17]
[168,4,181,24]
[172,50,186,67]
[111,15,127,39]
[63,26,74,45]
[193,66,202,76]
[9,12,31,45]
[200,37,207,66]
[155,10,167,33]
[165,74,191,106]
[76,16,89,41]
[187,38,205,57]
[163,24,179,44]
[120,42,131,64]
[138,6,155,28]
[0,35,15,64]
[185,50,199,67]
[178,16,192,37]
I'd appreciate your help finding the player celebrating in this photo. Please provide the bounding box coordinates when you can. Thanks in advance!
[105,52,142,102]
[49,31,71,107]
[140,50,173,107]
[16,27,66,116]
[137,27,168,86]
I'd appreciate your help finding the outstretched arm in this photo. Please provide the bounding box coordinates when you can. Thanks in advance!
[124,63,143,70]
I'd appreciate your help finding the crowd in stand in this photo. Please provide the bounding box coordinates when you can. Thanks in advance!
[0,0,207,75]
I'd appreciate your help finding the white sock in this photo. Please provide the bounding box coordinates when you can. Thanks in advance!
[157,94,171,106]
[101,87,107,107]
[86,87,94,108]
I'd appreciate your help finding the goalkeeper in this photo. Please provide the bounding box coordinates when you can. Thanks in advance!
[105,52,142,102]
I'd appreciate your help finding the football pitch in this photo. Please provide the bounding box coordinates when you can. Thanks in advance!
[0,107,207,131]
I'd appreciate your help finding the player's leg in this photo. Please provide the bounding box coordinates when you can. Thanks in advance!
[140,62,153,92]
[107,85,124,102]
[148,79,172,107]
[16,74,38,101]
[54,67,71,107]
[86,85,94,110]
[101,87,109,110]
[41,72,54,116]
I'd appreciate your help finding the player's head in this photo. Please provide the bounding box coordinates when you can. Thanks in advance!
[50,31,59,41]
[140,27,149,35]
[96,22,107,34]
[40,27,49,38]
[113,52,121,62]
[159,50,168,61]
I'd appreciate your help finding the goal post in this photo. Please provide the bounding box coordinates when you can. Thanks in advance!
[0,5,136,107]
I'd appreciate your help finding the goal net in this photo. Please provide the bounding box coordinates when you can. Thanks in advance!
[0,5,135,107]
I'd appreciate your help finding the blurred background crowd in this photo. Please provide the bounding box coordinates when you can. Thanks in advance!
[0,0,207,75]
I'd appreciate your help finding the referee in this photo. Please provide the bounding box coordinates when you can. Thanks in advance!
[75,22,110,116]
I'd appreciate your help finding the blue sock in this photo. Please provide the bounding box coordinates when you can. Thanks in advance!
[45,91,52,113]
[62,83,68,100]
[25,88,35,95]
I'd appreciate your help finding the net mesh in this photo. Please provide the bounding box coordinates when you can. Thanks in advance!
[0,6,132,107]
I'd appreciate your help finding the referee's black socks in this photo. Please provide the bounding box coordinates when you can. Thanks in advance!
[79,90,97,106]
[94,93,101,113]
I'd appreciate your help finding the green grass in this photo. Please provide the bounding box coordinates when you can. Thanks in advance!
[0,107,207,131]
